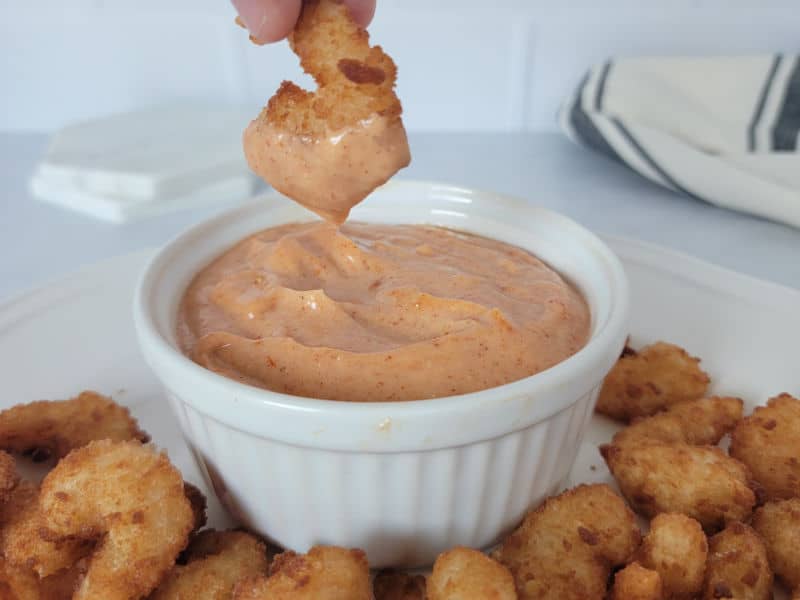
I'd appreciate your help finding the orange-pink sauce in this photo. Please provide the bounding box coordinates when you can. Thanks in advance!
[243,116,410,224]
[177,222,590,402]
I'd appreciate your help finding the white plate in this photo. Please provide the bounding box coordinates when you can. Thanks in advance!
[0,237,797,595]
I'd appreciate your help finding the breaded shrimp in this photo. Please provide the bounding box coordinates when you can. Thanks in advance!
[492,484,640,600]
[233,546,372,600]
[38,440,195,600]
[184,482,208,533]
[0,479,202,580]
[0,556,83,600]
[729,393,800,501]
[0,480,92,578]
[602,443,756,531]
[702,522,773,600]
[0,450,17,503]
[373,571,427,600]
[0,391,148,461]
[0,557,42,600]
[596,342,710,422]
[635,513,707,599]
[428,547,516,600]
[150,530,269,600]
[601,397,756,531]
[610,396,742,448]
[37,562,86,600]
[243,0,410,223]
[751,498,800,591]
[610,562,664,600]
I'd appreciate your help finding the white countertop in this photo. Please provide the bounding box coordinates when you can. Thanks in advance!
[1,131,798,300]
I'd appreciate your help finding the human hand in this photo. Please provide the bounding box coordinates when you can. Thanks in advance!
[232,0,376,44]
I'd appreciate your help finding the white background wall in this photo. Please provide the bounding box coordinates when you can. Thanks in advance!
[3,0,800,133]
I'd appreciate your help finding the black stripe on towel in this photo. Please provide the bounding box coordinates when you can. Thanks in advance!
[569,70,621,162]
[594,61,613,111]
[748,54,782,152]
[612,118,709,205]
[772,56,800,150]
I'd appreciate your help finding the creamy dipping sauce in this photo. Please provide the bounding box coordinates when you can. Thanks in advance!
[243,115,410,224]
[178,222,590,402]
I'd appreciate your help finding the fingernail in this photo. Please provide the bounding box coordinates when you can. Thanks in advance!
[231,0,269,41]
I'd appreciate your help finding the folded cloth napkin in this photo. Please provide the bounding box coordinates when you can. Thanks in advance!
[559,55,800,228]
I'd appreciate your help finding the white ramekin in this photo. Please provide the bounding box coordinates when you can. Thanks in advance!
[134,180,629,567]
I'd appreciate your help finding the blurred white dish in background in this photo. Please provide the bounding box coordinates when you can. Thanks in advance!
[29,105,259,223]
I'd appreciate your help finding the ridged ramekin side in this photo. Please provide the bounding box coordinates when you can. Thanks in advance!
[166,386,599,568]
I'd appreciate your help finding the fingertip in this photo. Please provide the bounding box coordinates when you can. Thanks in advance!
[232,0,301,44]
[345,0,376,28]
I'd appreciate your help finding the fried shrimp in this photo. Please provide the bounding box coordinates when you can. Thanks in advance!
[150,530,268,600]
[702,522,773,600]
[373,571,427,600]
[596,342,710,422]
[0,556,83,600]
[751,498,800,591]
[729,393,800,501]
[0,391,148,461]
[38,440,194,600]
[635,513,707,599]
[233,546,372,600]
[610,396,743,448]
[0,480,92,578]
[602,444,756,531]
[610,562,664,600]
[0,557,42,600]
[428,547,516,600]
[492,484,640,600]
[601,397,756,531]
[184,482,208,533]
[0,450,17,503]
[243,0,410,223]
[0,478,202,580]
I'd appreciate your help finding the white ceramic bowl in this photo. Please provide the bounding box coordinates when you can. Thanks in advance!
[134,180,629,567]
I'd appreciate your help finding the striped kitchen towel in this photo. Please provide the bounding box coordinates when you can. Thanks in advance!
[559,56,800,228]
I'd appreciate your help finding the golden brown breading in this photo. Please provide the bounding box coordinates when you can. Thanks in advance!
[602,443,756,531]
[702,522,772,600]
[596,342,710,422]
[0,391,148,461]
[492,484,640,600]
[601,397,756,531]
[610,562,664,600]
[243,0,410,223]
[150,530,268,600]
[1,478,203,579]
[729,393,800,501]
[184,482,208,534]
[38,440,194,600]
[0,450,18,504]
[428,547,516,600]
[0,556,82,600]
[751,498,800,591]
[233,546,372,600]
[373,571,427,600]
[635,513,707,599]
[610,396,743,448]
[282,0,400,132]
[0,480,92,578]
[0,557,41,600]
